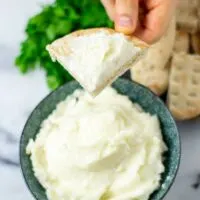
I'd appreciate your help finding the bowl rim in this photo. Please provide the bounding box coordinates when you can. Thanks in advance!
[20,78,181,200]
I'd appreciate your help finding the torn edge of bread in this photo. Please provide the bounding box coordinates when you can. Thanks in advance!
[46,28,148,60]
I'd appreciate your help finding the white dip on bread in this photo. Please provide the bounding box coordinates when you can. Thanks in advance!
[53,32,140,92]
[46,29,148,96]
[27,87,167,200]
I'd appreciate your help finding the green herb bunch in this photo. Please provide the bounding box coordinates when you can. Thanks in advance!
[15,0,113,89]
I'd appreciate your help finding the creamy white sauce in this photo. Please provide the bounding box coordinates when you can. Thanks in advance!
[27,87,167,200]
[52,32,140,94]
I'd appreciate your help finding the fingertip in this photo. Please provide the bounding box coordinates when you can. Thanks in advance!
[114,0,139,35]
[115,26,135,35]
[115,15,136,35]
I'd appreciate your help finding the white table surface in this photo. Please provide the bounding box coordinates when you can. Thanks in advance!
[0,1,200,199]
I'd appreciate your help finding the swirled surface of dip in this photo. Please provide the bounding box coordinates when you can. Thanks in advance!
[26,87,167,200]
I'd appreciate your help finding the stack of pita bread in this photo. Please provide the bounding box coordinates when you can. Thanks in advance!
[131,0,200,120]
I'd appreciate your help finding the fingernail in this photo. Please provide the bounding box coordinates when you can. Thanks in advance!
[118,15,132,27]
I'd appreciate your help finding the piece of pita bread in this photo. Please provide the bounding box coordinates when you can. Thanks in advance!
[131,18,175,95]
[168,52,200,120]
[46,28,148,96]
[191,33,200,54]
[176,0,199,33]
[173,30,190,53]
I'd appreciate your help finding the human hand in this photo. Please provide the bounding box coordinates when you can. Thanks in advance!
[101,0,177,43]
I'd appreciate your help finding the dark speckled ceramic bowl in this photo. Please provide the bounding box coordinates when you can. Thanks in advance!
[20,78,180,200]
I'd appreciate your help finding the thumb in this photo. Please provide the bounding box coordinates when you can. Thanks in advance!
[115,0,139,35]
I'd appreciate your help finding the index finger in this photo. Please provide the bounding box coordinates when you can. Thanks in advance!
[134,0,176,43]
